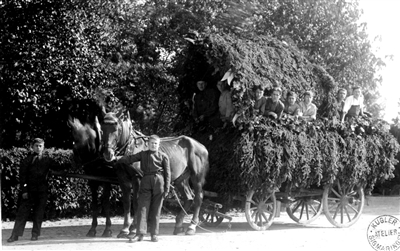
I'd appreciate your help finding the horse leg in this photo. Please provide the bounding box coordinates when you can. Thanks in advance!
[128,176,140,235]
[116,181,131,238]
[173,179,194,235]
[101,183,112,237]
[185,179,204,236]
[87,181,99,237]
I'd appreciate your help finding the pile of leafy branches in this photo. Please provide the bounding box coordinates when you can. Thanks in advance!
[196,115,398,197]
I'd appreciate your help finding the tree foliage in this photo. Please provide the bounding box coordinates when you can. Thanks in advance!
[0,0,391,152]
[201,0,386,117]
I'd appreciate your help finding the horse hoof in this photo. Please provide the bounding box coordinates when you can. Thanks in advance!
[86,230,96,237]
[117,231,129,238]
[173,227,185,235]
[102,230,112,237]
[185,229,196,235]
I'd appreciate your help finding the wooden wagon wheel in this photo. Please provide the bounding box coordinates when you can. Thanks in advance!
[286,195,323,224]
[245,190,277,231]
[322,180,365,227]
[199,207,226,227]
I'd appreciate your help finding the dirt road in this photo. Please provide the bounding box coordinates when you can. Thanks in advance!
[2,196,399,251]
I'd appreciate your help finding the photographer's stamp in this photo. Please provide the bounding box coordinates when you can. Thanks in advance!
[367,215,400,251]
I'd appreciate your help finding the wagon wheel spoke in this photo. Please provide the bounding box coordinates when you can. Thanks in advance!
[261,212,269,223]
[328,197,340,211]
[249,199,257,205]
[337,180,343,195]
[347,204,359,214]
[348,190,357,196]
[344,206,352,222]
[262,194,271,204]
[299,202,305,220]
[309,202,320,214]
[292,200,302,212]
[331,188,341,198]
[265,208,274,215]
[305,203,310,220]
[340,204,344,224]
[251,209,257,219]
[258,213,263,226]
[328,197,341,202]
[332,203,340,219]
[346,185,355,195]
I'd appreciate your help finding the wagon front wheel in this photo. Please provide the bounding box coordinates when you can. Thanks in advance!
[323,180,365,227]
[245,190,276,231]
[199,208,226,227]
[286,195,323,224]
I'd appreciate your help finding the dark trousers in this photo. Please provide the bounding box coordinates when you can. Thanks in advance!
[12,191,48,237]
[137,173,164,235]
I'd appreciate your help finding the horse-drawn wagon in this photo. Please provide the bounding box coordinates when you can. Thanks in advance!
[65,103,398,236]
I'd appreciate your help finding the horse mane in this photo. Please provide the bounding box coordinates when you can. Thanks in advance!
[70,118,95,143]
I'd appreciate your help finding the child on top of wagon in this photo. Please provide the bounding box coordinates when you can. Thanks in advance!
[342,85,364,122]
[217,80,234,128]
[336,88,347,121]
[283,90,301,119]
[252,85,266,116]
[264,87,285,120]
[298,91,317,122]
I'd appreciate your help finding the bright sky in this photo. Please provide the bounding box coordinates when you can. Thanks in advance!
[358,0,400,123]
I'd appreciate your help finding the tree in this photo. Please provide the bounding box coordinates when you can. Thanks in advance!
[0,0,109,148]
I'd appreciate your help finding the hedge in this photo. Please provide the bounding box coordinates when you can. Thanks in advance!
[1,148,123,221]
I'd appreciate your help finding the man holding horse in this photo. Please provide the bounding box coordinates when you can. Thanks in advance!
[116,134,171,242]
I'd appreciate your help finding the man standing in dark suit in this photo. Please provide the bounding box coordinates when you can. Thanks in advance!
[7,138,56,242]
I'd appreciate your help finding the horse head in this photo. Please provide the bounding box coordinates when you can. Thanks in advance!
[101,110,133,162]
[68,116,102,167]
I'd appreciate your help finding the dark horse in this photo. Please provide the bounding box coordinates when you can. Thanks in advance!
[69,115,142,239]
[68,116,117,237]
[101,111,209,235]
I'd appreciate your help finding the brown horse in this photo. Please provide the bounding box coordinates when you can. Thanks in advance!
[101,111,209,235]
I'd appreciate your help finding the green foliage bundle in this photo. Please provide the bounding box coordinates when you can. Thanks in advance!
[198,116,399,197]
[1,148,123,221]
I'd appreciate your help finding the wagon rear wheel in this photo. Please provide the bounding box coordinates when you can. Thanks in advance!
[245,190,276,231]
[286,195,323,224]
[323,180,365,227]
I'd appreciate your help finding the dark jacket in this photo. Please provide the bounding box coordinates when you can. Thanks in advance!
[19,153,55,193]
[118,150,171,192]
[193,88,219,119]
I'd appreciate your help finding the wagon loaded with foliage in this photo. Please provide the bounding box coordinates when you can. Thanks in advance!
[176,33,400,230]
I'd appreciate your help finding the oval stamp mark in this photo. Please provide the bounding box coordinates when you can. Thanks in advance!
[367,215,400,251]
